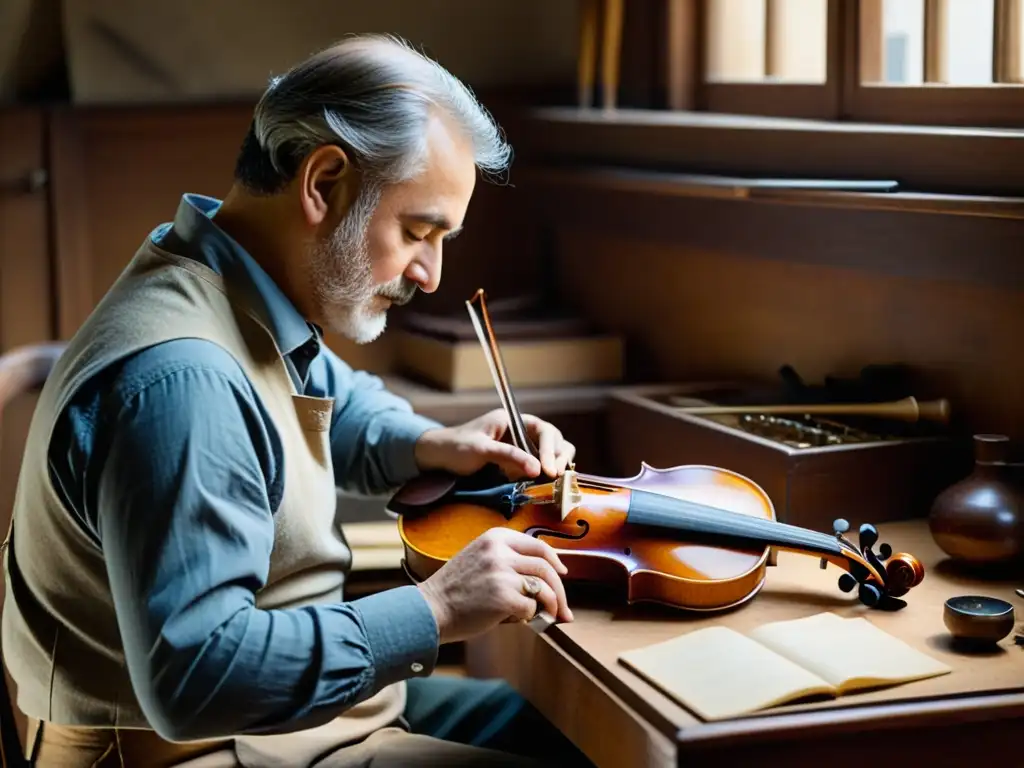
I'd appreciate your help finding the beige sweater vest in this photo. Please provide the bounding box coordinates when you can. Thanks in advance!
[1,242,405,746]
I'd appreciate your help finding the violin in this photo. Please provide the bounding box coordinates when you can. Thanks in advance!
[388,290,925,613]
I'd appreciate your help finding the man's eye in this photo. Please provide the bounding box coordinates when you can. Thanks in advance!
[405,230,425,242]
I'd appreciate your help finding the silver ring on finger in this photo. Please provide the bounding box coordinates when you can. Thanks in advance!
[521,575,542,597]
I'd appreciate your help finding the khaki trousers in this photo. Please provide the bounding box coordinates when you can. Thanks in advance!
[27,719,547,768]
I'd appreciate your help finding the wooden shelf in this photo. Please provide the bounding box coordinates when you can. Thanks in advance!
[381,374,617,425]
[514,165,1024,221]
[511,106,1024,198]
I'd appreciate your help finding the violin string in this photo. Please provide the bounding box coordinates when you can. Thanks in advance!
[570,475,856,557]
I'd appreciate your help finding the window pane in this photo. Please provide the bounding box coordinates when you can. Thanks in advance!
[881,0,925,84]
[705,0,768,82]
[704,0,827,83]
[767,0,828,83]
[945,0,995,84]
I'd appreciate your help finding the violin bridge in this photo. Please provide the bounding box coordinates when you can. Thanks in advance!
[555,469,583,521]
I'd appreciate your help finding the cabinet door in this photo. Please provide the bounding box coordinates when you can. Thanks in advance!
[0,106,54,746]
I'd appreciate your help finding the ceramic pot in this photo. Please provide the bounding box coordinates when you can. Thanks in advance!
[929,434,1024,566]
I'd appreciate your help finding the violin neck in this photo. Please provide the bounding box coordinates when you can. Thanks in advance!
[625,489,844,558]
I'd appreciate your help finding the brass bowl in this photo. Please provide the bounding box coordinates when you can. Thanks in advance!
[943,595,1015,646]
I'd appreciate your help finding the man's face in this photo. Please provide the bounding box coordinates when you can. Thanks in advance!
[308,114,477,343]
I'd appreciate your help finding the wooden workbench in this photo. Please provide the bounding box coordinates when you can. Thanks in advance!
[464,519,1024,768]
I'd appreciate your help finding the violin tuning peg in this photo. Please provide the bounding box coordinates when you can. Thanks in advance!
[879,543,892,560]
[858,582,882,607]
[858,523,879,550]
[832,518,849,535]
[837,573,857,593]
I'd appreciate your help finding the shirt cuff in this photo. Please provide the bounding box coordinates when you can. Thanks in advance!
[368,411,443,486]
[352,585,440,690]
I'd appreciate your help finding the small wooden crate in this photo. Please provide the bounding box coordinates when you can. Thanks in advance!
[603,383,968,533]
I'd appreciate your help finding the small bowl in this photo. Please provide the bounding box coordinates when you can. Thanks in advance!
[943,595,1016,645]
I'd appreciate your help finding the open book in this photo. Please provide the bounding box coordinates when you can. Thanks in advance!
[618,612,951,721]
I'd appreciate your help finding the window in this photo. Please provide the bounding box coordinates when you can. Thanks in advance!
[664,0,1024,126]
[847,0,1024,125]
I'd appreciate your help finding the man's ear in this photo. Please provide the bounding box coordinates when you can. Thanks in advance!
[298,145,355,227]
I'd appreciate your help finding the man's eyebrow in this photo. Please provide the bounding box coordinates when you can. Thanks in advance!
[407,212,463,240]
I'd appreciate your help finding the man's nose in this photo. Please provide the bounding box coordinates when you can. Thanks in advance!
[409,248,442,294]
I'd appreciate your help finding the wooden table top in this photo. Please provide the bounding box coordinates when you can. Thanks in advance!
[526,518,1024,745]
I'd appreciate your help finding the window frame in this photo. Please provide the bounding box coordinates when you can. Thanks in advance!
[662,0,1024,128]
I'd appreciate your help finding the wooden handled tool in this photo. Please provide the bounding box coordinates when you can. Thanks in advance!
[669,396,951,425]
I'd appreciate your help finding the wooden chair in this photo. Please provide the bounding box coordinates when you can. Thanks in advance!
[0,343,66,768]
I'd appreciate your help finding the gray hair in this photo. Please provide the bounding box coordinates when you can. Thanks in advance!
[235,34,513,194]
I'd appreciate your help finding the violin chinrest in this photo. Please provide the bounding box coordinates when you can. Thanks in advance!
[390,471,459,509]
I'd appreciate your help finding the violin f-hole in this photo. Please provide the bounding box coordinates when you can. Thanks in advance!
[526,519,590,541]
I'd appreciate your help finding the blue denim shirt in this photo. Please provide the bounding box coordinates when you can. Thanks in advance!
[47,194,444,737]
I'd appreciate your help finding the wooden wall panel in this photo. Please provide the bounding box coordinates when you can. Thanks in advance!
[543,198,1024,441]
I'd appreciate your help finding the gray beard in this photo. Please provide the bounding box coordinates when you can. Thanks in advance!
[308,183,416,344]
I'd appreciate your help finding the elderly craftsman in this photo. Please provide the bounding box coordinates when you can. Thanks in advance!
[2,34,589,767]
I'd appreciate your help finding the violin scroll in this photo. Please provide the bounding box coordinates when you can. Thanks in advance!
[829,518,925,610]
[883,553,926,598]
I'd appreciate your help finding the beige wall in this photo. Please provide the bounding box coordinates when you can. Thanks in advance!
[60,0,580,102]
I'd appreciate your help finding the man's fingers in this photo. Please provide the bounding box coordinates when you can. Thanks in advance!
[482,439,541,478]
[504,590,541,623]
[523,414,560,477]
[509,554,572,622]
[554,440,577,475]
[536,426,558,477]
[500,529,568,575]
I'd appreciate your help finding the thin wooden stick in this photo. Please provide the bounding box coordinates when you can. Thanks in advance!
[924,0,948,83]
[577,0,601,107]
[601,0,624,110]
[995,0,1023,83]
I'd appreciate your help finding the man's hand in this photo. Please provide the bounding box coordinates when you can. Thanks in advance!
[413,409,576,480]
[417,528,574,644]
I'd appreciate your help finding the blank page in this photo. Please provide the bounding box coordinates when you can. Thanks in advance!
[618,625,835,721]
[749,613,951,692]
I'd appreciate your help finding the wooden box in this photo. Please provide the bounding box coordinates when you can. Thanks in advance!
[603,383,968,533]
[394,329,624,392]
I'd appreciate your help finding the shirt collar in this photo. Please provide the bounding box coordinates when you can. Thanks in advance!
[156,193,317,358]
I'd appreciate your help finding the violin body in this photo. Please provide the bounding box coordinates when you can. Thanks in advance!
[390,288,926,615]
[395,463,776,611]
